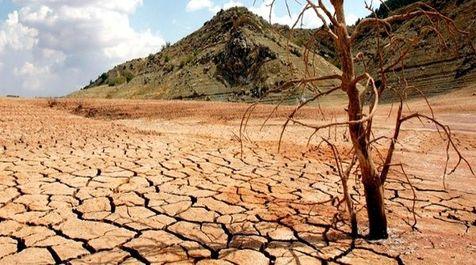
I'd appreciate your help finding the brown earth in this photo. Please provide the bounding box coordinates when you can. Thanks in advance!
[0,87,475,264]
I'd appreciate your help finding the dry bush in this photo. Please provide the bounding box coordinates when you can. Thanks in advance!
[47,97,59,108]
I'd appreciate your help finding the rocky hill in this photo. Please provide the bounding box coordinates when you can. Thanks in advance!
[70,7,343,104]
[71,1,475,103]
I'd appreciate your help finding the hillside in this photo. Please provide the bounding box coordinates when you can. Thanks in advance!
[71,1,475,103]
[70,7,343,104]
[322,0,474,99]
[353,0,476,100]
[274,0,476,101]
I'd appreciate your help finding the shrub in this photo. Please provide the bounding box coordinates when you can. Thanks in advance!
[99,72,109,83]
[179,54,194,68]
[124,71,134,83]
[108,76,126,86]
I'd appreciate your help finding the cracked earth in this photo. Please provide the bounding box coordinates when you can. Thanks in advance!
[0,89,475,264]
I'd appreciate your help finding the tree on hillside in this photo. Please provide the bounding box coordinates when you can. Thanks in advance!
[243,0,474,239]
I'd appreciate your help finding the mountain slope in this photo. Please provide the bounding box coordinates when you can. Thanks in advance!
[70,7,343,104]
[354,0,476,100]
[71,1,475,103]
[289,0,475,100]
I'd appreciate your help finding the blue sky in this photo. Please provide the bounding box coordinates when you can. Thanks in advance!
[0,0,378,97]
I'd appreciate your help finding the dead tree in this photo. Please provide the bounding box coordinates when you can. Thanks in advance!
[243,0,474,240]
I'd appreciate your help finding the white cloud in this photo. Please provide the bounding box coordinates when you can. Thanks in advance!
[0,0,165,96]
[233,0,323,28]
[104,29,165,60]
[223,0,244,10]
[186,0,215,12]
[185,0,322,29]
[346,13,359,25]
[13,62,53,90]
[186,0,244,13]
[0,11,38,52]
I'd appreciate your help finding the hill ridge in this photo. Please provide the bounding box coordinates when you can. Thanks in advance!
[71,1,476,102]
[70,7,343,103]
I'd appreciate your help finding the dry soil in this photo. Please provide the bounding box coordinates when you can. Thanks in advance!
[0,87,475,264]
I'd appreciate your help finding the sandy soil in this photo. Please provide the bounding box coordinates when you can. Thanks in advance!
[0,87,475,264]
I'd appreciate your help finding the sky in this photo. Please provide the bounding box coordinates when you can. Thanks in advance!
[0,0,378,97]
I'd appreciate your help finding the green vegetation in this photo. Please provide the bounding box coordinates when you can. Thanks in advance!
[124,71,134,83]
[99,73,108,81]
[108,75,126,86]
[293,35,307,47]
[179,54,195,69]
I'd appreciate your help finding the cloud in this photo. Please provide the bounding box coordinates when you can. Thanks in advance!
[186,0,244,13]
[0,11,38,52]
[186,0,216,12]
[0,0,165,97]
[223,0,244,10]
[14,62,53,91]
[346,13,359,25]
[185,0,322,28]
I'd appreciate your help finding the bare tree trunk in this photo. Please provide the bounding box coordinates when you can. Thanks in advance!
[363,179,388,239]
[347,84,388,239]
[330,0,389,239]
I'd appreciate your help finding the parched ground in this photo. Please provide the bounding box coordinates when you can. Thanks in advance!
[0,88,475,264]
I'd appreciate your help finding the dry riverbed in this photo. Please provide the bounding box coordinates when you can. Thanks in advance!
[0,87,475,264]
